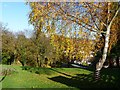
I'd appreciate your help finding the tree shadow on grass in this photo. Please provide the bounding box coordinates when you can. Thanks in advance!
[0,71,7,82]
[48,70,120,89]
[0,75,7,82]
[100,68,120,87]
[48,74,97,89]
[21,66,56,75]
[49,68,73,77]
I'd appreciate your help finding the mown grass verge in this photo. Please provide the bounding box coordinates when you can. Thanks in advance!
[0,65,120,89]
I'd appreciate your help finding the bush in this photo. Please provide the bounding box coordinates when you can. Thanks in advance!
[0,67,17,76]
[35,71,40,74]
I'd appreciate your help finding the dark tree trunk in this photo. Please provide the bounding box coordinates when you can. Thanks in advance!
[36,55,39,67]
[95,70,100,81]
[116,56,120,67]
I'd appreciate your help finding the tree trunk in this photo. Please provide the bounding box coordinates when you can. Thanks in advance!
[36,54,40,67]
[116,56,120,67]
[95,25,110,80]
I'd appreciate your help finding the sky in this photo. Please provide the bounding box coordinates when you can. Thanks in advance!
[1,2,34,37]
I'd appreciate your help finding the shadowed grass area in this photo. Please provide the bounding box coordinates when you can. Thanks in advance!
[48,68,120,89]
[21,66,91,75]
[1,65,120,89]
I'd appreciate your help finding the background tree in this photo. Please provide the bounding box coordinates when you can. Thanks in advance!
[30,30,54,67]
[15,32,28,66]
[0,23,3,63]
[1,22,55,67]
[2,25,16,65]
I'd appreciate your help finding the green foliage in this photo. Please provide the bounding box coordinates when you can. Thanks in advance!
[2,52,10,64]
[1,23,53,67]
[2,27,15,65]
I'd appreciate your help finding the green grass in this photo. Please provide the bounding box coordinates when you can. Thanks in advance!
[0,64,120,89]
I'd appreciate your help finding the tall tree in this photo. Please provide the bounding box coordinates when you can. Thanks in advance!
[15,32,28,66]
[95,2,120,80]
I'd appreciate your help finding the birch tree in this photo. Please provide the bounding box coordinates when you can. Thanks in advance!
[95,2,120,80]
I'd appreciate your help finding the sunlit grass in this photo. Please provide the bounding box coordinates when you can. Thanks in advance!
[0,65,120,89]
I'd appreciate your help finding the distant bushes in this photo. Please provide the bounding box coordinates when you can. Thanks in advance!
[0,67,18,76]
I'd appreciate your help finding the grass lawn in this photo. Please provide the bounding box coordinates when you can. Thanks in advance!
[0,64,120,89]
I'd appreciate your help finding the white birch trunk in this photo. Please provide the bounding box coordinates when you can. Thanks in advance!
[96,25,110,71]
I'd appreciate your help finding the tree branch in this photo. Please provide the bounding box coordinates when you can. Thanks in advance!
[84,2,107,28]
[109,6,120,27]
[56,3,106,34]
[84,2,100,31]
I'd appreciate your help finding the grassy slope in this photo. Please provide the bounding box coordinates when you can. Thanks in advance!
[0,65,120,89]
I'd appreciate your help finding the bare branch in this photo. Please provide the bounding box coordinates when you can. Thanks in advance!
[56,4,100,32]
[84,2,107,28]
[84,3,100,30]
[109,6,120,27]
